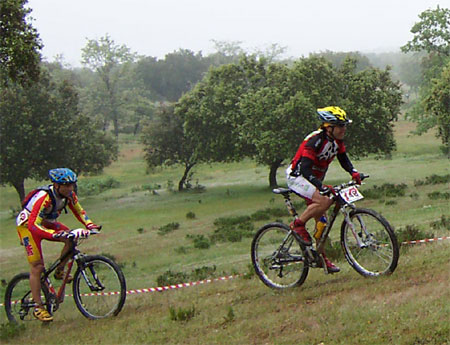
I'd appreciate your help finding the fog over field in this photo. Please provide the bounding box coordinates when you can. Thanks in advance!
[28,0,444,66]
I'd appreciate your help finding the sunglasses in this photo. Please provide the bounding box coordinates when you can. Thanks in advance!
[335,123,347,128]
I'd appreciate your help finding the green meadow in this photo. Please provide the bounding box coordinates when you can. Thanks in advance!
[0,119,449,344]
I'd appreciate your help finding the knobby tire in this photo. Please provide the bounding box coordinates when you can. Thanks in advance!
[251,222,309,289]
[4,272,52,323]
[72,255,126,319]
[341,208,399,277]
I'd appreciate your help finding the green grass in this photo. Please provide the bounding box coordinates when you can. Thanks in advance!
[0,119,449,344]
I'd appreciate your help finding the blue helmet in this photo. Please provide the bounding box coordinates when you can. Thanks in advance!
[48,168,77,184]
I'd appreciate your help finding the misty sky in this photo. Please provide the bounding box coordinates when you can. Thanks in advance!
[27,0,446,67]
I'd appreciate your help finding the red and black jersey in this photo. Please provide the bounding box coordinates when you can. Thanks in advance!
[289,129,354,188]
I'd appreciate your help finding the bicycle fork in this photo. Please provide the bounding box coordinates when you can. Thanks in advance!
[341,206,367,248]
[78,260,105,293]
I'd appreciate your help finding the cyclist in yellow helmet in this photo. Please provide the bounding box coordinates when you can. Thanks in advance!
[286,106,361,273]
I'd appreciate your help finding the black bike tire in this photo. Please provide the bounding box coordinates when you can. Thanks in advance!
[72,255,126,320]
[251,222,309,289]
[4,272,52,323]
[340,208,399,277]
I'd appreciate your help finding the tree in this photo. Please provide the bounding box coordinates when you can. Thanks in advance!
[401,6,450,57]
[0,71,118,202]
[314,50,371,72]
[401,6,450,150]
[0,0,42,85]
[337,59,402,157]
[178,55,402,188]
[81,34,137,136]
[140,104,196,191]
[179,55,269,164]
[424,61,450,156]
[136,49,210,102]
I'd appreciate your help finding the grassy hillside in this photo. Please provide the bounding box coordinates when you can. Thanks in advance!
[0,119,449,344]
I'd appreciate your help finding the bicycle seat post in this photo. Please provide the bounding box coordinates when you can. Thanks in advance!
[284,195,298,219]
[273,188,298,219]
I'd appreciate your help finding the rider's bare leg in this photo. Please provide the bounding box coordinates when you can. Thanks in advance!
[30,260,45,306]
[298,190,332,226]
[56,239,71,271]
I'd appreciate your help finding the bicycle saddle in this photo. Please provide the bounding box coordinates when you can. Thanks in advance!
[272,188,292,196]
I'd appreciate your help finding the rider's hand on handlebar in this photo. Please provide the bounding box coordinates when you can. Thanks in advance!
[69,228,90,239]
[319,184,336,196]
[86,223,102,231]
[351,170,362,185]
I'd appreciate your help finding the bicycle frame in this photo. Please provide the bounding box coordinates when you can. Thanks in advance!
[276,178,367,269]
[40,240,79,310]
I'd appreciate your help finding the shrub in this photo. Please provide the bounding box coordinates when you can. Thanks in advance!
[186,211,196,219]
[174,246,189,254]
[169,305,197,322]
[250,209,271,221]
[395,224,434,244]
[132,183,162,193]
[427,191,450,200]
[210,221,254,243]
[223,306,235,323]
[250,207,288,221]
[363,183,408,199]
[186,234,211,249]
[77,177,120,196]
[190,265,216,281]
[210,215,255,243]
[430,215,450,230]
[166,180,174,192]
[213,215,251,227]
[157,222,180,236]
[157,270,189,286]
[414,174,450,186]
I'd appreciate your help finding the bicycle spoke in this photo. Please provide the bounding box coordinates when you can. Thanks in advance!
[73,256,126,319]
[342,209,399,277]
[252,223,309,289]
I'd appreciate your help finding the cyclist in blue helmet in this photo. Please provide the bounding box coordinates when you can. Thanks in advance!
[16,168,101,322]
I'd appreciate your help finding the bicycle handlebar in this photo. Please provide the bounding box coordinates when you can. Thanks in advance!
[53,226,102,240]
[320,173,370,196]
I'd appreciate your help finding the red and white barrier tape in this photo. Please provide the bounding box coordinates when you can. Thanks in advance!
[401,235,450,245]
[71,274,240,298]
[3,237,449,307]
[3,275,240,306]
[126,274,240,296]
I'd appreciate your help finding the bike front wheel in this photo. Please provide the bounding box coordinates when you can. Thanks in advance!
[251,222,309,289]
[341,208,399,277]
[73,255,126,319]
[4,272,52,323]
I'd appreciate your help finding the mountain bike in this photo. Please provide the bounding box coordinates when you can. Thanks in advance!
[251,174,399,289]
[4,229,127,322]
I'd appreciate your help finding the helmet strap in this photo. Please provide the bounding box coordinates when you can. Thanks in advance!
[53,183,62,197]
[325,126,337,141]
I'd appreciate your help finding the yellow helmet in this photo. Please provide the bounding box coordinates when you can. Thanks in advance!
[317,106,352,125]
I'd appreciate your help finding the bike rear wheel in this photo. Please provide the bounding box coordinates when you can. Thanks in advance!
[341,208,399,277]
[73,255,126,319]
[251,222,309,289]
[4,272,52,323]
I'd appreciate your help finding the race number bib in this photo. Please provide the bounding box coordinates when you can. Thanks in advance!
[339,186,364,203]
[16,209,30,226]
